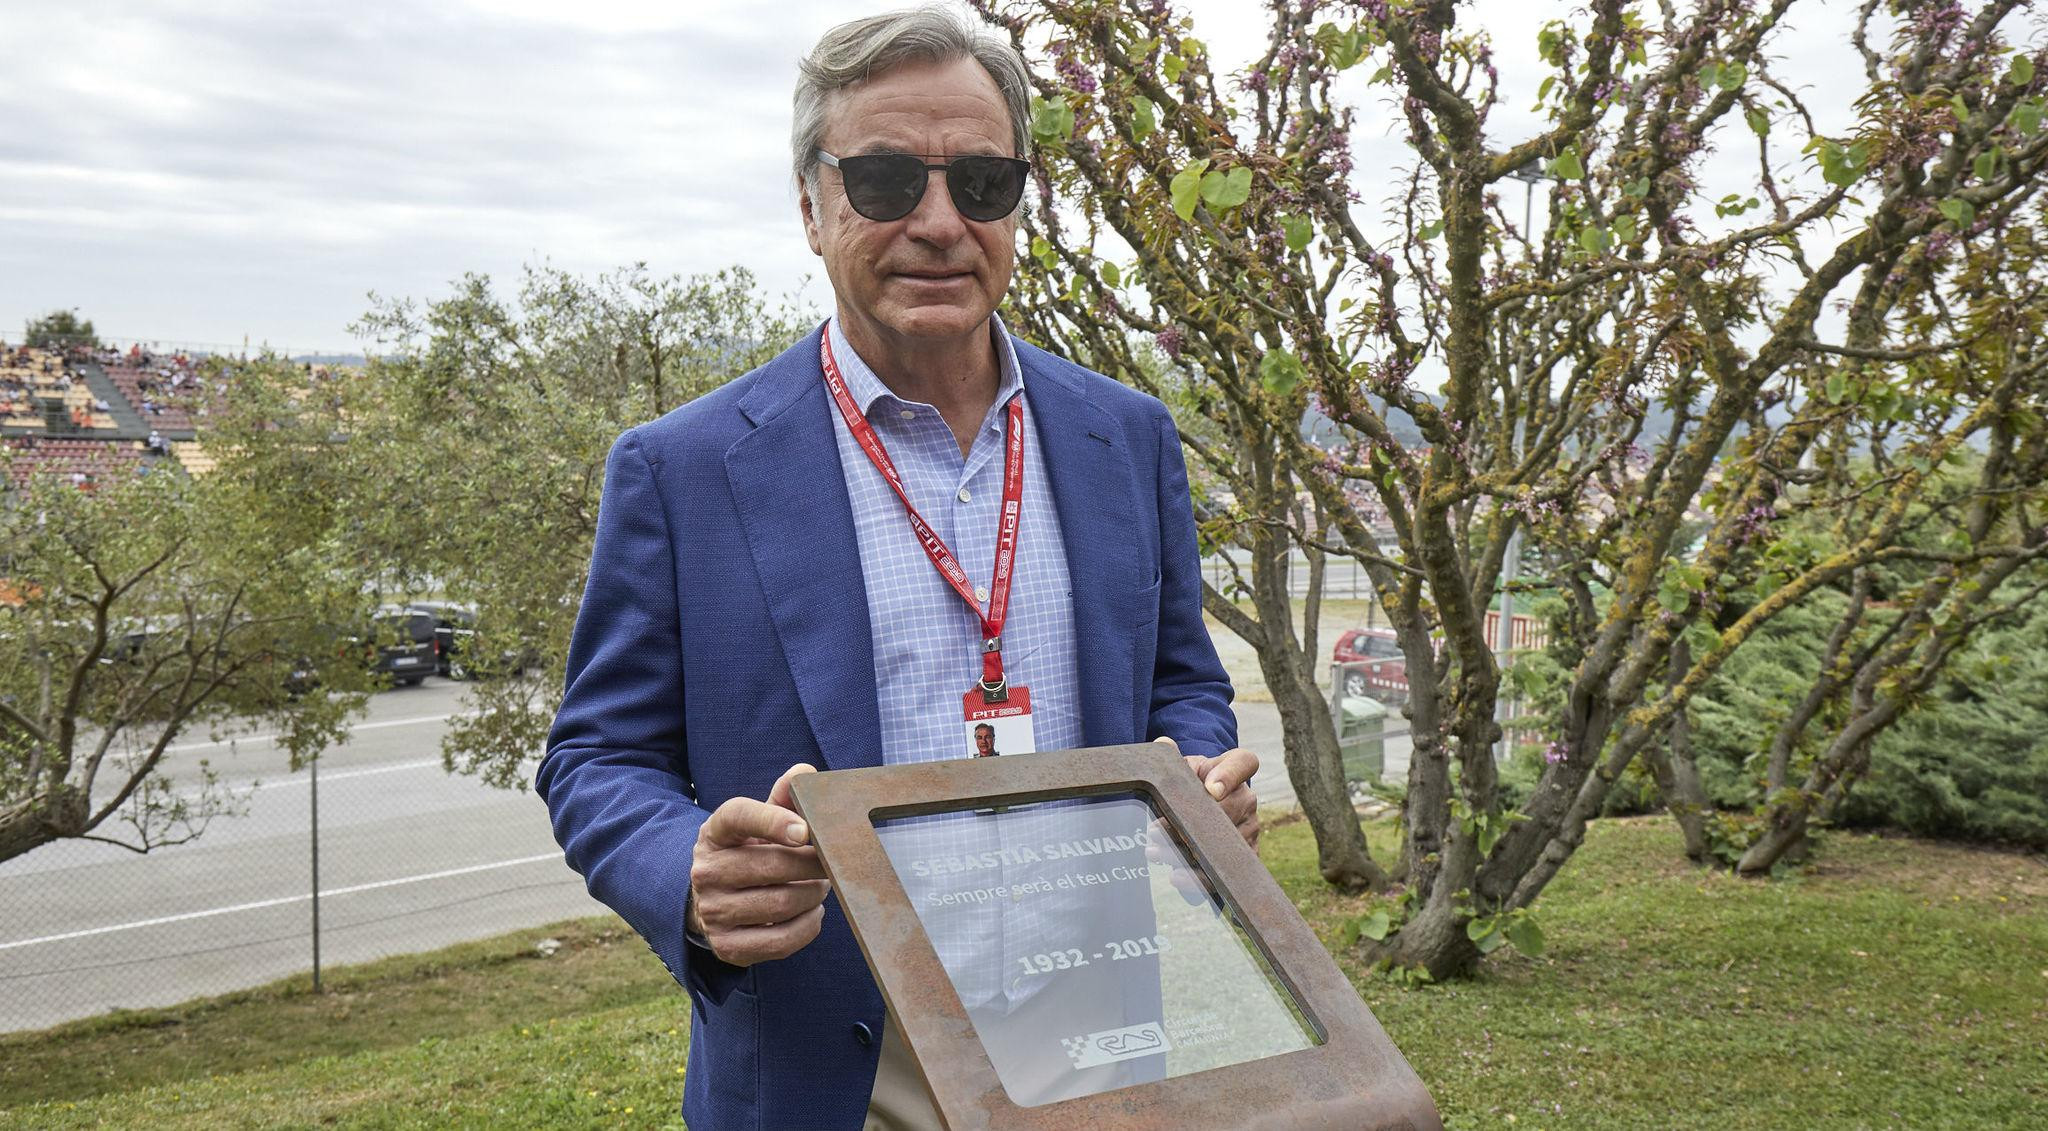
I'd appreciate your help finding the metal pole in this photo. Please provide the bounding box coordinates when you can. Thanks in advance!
[310,751,322,993]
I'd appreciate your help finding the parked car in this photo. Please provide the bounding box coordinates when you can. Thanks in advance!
[365,605,437,687]
[1332,627,1406,700]
[408,600,531,680]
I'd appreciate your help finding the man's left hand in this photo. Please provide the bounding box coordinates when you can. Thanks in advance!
[1157,738,1260,850]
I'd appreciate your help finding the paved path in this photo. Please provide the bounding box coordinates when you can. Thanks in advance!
[1236,699,1411,812]
[0,681,604,1033]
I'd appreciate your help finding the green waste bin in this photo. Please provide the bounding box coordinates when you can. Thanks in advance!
[1337,694,1387,784]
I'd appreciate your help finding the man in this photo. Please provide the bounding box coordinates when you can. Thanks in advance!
[972,722,996,757]
[537,8,1257,1129]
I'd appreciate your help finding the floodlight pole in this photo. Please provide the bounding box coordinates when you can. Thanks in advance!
[1496,160,1553,758]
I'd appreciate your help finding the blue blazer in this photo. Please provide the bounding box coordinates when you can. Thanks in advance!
[537,325,1235,1130]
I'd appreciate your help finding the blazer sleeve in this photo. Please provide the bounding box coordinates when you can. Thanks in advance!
[1143,404,1238,760]
[537,428,706,985]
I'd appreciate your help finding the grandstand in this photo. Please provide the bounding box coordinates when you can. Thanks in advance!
[0,342,210,489]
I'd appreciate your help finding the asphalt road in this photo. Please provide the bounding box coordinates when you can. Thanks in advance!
[0,677,1402,1033]
[0,679,605,1034]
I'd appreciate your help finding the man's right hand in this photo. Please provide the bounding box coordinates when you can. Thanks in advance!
[686,763,829,967]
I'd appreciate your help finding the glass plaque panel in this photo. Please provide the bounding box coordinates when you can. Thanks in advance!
[873,791,1319,1108]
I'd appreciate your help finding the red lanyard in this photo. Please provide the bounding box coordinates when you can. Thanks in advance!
[821,330,1026,702]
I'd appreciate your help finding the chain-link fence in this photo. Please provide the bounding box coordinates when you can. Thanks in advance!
[0,678,604,1034]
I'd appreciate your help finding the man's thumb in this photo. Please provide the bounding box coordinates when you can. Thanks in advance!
[767,762,819,811]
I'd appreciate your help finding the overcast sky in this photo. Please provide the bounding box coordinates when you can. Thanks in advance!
[1,0,1885,356]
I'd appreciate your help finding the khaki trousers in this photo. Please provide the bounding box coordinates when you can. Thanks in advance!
[863,1017,943,1131]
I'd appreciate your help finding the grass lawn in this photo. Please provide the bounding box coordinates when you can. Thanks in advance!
[3,817,2042,1129]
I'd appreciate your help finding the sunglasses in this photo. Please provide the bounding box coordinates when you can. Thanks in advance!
[816,150,1031,223]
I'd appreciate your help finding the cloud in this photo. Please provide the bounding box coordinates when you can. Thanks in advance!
[0,0,1890,354]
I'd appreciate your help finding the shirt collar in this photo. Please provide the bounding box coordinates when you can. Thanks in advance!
[825,314,1025,422]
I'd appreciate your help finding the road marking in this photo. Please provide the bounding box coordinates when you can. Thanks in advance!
[164,714,456,753]
[0,852,565,951]
[252,757,445,789]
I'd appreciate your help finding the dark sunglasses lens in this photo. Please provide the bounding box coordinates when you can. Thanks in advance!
[838,154,927,221]
[947,157,1027,221]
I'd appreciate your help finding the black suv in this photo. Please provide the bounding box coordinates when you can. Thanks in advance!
[369,605,438,687]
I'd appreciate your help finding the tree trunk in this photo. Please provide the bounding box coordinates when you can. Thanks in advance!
[1366,893,1481,980]
[1239,530,1385,892]
[1642,638,1711,862]
[0,787,87,865]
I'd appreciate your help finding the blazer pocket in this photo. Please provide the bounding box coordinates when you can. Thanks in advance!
[1127,572,1163,624]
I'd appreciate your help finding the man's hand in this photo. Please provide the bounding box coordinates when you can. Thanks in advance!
[686,763,830,967]
[1155,737,1261,850]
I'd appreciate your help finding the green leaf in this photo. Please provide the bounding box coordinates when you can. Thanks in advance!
[1699,62,1722,91]
[1209,166,1253,208]
[1718,61,1746,91]
[1418,218,1443,241]
[1315,22,1368,70]
[1937,196,1976,227]
[1198,169,1227,204]
[1746,108,1770,137]
[1169,160,1208,220]
[1550,146,1585,180]
[1281,214,1314,252]
[1657,575,1690,615]
[1477,821,1502,856]
[1100,262,1121,288]
[2017,97,2044,135]
[1029,96,1074,144]
[1359,909,1393,941]
[1578,225,1610,254]
[1612,213,1637,242]
[2012,54,2036,87]
[1163,53,1187,82]
[1468,919,1507,953]
[1131,95,1156,142]
[1369,64,1392,84]
[1974,148,1997,182]
[1951,92,1970,122]
[1624,177,1651,198]
[1259,348,1304,396]
[1825,371,1847,403]
[1503,916,1546,957]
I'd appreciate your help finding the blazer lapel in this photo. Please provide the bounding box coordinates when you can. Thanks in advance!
[1018,346,1145,748]
[725,329,883,771]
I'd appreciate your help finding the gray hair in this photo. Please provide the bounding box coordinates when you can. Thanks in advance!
[792,5,1032,192]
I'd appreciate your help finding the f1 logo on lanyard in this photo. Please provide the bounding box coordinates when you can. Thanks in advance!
[821,330,1037,758]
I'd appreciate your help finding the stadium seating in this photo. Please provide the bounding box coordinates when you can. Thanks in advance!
[1,344,211,487]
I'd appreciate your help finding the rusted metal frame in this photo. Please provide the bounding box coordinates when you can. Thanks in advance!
[792,744,1441,1131]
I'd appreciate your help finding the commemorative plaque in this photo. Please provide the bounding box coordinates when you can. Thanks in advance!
[791,744,1441,1130]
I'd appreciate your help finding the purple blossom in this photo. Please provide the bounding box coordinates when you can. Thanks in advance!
[1156,325,1185,359]
[1543,739,1571,765]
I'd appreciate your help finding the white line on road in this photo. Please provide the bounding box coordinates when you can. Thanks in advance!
[164,714,457,754]
[0,852,564,952]
[252,757,445,790]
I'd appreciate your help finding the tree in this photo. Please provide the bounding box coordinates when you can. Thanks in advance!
[977,0,2048,976]
[0,367,378,864]
[23,310,98,350]
[332,263,813,787]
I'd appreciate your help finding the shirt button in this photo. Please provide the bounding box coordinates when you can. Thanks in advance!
[853,1021,874,1046]
[975,586,990,603]
[898,409,915,420]
[957,487,972,502]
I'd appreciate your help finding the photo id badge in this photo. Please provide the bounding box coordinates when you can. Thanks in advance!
[962,685,1035,758]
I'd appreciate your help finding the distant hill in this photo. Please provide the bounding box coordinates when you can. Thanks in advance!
[292,353,368,367]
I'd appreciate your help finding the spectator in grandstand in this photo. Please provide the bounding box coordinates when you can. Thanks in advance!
[146,430,169,455]
[537,10,1253,1131]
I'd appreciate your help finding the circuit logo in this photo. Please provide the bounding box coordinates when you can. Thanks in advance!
[1059,1022,1171,1069]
